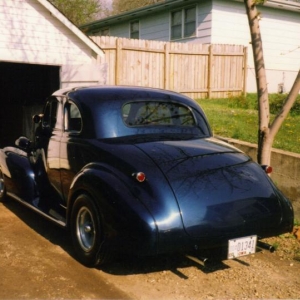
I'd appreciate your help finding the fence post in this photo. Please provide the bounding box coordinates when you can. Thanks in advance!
[92,36,246,97]
[208,45,213,98]
[164,43,170,90]
[115,38,122,85]
[243,46,248,96]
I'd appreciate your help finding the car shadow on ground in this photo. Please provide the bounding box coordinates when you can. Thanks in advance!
[3,199,74,256]
[99,240,254,277]
[4,199,249,278]
[100,252,233,278]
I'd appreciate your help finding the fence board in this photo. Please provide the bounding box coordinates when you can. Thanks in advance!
[91,36,246,99]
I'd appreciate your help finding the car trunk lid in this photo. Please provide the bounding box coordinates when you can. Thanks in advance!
[136,138,283,238]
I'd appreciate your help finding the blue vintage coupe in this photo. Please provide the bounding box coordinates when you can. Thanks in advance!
[0,86,294,266]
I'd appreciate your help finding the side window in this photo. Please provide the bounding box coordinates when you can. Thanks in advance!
[42,99,61,129]
[64,102,82,132]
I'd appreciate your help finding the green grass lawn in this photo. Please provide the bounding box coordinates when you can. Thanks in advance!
[197,95,300,154]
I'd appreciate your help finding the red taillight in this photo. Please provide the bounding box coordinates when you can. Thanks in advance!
[262,165,273,174]
[133,172,146,182]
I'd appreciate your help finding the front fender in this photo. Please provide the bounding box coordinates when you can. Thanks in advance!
[0,147,37,202]
[67,163,159,256]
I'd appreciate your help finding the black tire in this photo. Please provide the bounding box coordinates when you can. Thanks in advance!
[0,168,7,202]
[71,194,107,267]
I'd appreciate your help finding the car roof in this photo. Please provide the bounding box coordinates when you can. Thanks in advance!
[51,85,210,139]
[52,85,199,109]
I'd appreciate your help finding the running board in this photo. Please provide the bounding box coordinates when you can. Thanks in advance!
[7,192,67,227]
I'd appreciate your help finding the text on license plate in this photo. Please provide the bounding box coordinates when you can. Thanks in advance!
[228,235,257,259]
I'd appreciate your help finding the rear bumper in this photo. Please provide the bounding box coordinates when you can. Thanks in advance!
[155,210,294,255]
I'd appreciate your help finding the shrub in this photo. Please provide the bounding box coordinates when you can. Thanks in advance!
[226,94,257,110]
[223,93,300,116]
[269,94,300,116]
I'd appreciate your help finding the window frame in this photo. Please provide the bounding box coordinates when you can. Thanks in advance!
[42,98,63,130]
[63,101,82,133]
[170,6,197,41]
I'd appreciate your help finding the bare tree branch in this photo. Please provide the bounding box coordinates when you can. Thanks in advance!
[269,70,300,142]
[244,0,300,166]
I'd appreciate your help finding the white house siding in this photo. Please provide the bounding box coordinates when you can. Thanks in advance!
[260,8,300,72]
[195,1,213,44]
[109,22,130,38]
[0,0,97,65]
[211,0,300,93]
[141,13,170,41]
[105,12,171,41]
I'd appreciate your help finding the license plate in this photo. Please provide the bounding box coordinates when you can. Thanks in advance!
[228,235,257,259]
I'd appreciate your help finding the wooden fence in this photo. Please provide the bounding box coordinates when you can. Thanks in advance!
[92,36,247,99]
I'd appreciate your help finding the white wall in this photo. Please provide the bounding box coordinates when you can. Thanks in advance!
[0,0,97,65]
[211,0,300,93]
[195,1,213,44]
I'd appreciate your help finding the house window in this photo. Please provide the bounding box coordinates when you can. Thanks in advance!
[171,7,196,40]
[184,7,196,37]
[171,11,182,40]
[130,20,139,39]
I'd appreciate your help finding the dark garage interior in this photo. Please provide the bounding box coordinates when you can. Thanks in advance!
[0,62,60,148]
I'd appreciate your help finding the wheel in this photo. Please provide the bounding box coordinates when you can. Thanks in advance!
[71,194,107,267]
[0,168,7,202]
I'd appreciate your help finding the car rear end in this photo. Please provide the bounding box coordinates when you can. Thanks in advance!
[135,138,294,258]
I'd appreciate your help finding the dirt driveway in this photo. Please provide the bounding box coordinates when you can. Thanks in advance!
[1,200,299,300]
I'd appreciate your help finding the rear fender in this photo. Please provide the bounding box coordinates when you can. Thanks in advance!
[67,163,158,255]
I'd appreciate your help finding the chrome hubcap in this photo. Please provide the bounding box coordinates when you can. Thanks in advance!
[84,225,92,233]
[76,207,96,252]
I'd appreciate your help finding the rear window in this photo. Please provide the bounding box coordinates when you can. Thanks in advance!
[123,101,196,126]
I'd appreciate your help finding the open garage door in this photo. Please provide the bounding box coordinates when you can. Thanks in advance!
[0,62,60,147]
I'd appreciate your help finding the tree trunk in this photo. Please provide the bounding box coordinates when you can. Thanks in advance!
[244,1,300,167]
[244,0,270,165]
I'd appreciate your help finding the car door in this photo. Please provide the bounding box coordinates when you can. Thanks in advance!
[34,97,64,210]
